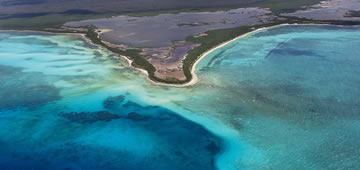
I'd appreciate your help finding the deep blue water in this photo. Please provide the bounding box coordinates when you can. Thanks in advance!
[0,32,220,170]
[1,25,360,169]
[193,25,360,169]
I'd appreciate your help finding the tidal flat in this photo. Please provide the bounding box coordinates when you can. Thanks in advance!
[64,8,273,82]
[0,31,221,170]
[65,8,272,47]
[0,25,360,169]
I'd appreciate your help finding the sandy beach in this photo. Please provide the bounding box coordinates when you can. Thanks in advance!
[144,23,359,87]
[141,23,292,87]
[1,23,347,88]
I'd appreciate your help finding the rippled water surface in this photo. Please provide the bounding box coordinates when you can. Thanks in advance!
[0,32,221,170]
[0,25,360,169]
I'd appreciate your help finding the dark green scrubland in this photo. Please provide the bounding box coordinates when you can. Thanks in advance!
[180,18,360,84]
[0,0,322,15]
[1,0,360,85]
[6,17,360,85]
[84,27,156,76]
[0,0,323,30]
[89,16,359,85]
[83,27,185,84]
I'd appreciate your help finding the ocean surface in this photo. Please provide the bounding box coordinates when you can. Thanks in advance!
[0,25,360,169]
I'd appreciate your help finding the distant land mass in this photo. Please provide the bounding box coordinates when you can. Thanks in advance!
[0,0,359,85]
[1,0,360,169]
[0,0,319,14]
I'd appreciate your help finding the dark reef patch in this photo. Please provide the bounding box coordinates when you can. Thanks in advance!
[102,95,126,110]
[126,112,150,121]
[0,65,62,110]
[123,100,143,108]
[2,94,223,170]
[60,111,121,123]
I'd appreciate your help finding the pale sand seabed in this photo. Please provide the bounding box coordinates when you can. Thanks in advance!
[112,23,293,87]
[0,23,330,87]
[143,23,360,87]
[4,22,358,87]
[141,23,292,87]
[0,32,221,169]
[122,24,298,169]
[2,24,360,169]
[0,31,241,169]
[137,24,360,169]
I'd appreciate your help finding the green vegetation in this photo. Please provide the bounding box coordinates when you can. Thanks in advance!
[84,28,190,84]
[17,16,360,85]
[1,0,359,85]
[0,0,324,30]
[184,26,254,82]
[83,27,156,76]
[183,23,284,84]
[181,17,360,84]
[61,26,187,84]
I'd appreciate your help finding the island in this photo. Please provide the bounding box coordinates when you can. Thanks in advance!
[1,0,359,86]
[1,0,360,169]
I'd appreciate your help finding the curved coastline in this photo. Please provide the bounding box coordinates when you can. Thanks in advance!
[144,23,291,87]
[2,23,360,169]
[2,23,358,87]
[145,23,360,87]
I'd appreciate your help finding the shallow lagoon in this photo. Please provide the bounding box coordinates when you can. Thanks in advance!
[1,25,360,169]
[65,8,271,47]
[0,32,221,170]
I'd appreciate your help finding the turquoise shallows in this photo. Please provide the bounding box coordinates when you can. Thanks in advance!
[0,25,360,169]
[0,32,220,170]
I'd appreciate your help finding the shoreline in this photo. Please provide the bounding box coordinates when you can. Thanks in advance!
[1,23,358,87]
[143,23,292,87]
[145,23,360,87]
[0,29,96,47]
[0,29,134,71]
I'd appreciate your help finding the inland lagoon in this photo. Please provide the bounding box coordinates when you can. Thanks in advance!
[0,25,360,169]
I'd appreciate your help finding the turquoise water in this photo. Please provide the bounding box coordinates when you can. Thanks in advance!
[0,32,221,170]
[0,25,360,169]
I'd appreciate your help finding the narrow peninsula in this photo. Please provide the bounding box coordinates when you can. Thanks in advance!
[45,18,360,86]
[2,0,359,85]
